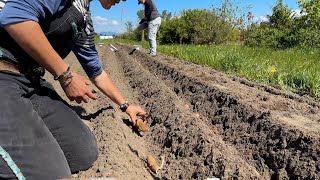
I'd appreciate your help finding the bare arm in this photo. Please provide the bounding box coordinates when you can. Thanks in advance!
[5,21,96,103]
[91,70,146,125]
[91,71,125,105]
[5,21,67,77]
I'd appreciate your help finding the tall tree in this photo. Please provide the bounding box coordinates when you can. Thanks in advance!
[161,10,172,21]
[298,0,320,30]
[125,21,133,33]
[137,9,145,41]
[268,0,292,29]
[212,0,249,29]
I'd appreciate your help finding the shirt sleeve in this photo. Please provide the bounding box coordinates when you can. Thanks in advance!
[72,10,102,78]
[0,0,64,27]
[144,0,154,20]
[72,45,103,78]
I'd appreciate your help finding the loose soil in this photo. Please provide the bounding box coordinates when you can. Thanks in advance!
[46,43,320,180]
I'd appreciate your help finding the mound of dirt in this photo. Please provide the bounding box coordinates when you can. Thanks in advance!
[47,43,320,179]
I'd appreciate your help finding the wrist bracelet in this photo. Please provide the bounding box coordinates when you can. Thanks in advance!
[59,71,73,86]
[54,66,71,81]
[119,101,129,112]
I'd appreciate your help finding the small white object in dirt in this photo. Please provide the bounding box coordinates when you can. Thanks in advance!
[133,45,142,50]
[110,44,118,52]
[206,178,220,180]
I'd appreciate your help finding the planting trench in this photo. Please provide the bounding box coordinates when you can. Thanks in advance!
[48,43,320,179]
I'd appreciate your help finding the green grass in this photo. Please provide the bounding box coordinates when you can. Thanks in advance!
[98,38,320,97]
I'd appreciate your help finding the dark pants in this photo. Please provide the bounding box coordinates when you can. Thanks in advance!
[0,71,98,180]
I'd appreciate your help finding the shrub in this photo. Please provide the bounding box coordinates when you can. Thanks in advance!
[294,28,320,48]
[160,17,189,44]
[159,9,233,45]
[245,28,284,48]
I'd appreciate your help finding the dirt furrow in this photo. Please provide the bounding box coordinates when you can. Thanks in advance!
[115,45,264,179]
[47,43,320,179]
[117,44,320,179]
[77,45,155,179]
[46,49,154,179]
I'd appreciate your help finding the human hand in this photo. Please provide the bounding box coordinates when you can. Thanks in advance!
[125,105,147,126]
[99,0,126,10]
[61,72,97,103]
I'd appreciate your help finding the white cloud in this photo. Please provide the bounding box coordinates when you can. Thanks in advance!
[92,15,125,34]
[93,16,121,26]
[111,20,120,26]
[94,16,109,25]
[253,16,269,23]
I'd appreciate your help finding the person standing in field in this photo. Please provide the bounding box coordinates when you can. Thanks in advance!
[137,0,161,56]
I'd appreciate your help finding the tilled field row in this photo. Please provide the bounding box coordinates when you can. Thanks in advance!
[116,45,261,179]
[114,44,320,179]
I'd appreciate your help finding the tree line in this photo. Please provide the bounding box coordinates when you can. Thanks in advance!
[122,0,320,49]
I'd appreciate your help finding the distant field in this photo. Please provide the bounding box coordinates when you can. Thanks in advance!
[98,38,320,97]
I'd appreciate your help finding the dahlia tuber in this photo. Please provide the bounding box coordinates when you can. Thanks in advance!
[135,118,149,132]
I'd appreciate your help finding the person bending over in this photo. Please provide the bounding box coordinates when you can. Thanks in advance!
[0,0,146,179]
[137,0,161,56]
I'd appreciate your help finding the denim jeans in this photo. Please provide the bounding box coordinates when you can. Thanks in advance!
[148,17,161,54]
[137,17,162,54]
[0,71,98,180]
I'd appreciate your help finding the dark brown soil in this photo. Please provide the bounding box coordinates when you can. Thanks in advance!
[47,43,320,180]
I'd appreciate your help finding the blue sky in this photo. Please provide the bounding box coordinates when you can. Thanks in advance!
[90,0,300,34]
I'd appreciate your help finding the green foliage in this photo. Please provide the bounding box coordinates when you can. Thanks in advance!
[212,0,248,29]
[294,28,320,47]
[283,72,313,95]
[121,0,248,45]
[246,27,297,48]
[230,29,241,42]
[268,0,293,29]
[159,17,184,44]
[97,38,320,97]
[136,9,145,41]
[245,0,320,49]
[161,10,172,21]
[125,21,133,33]
[246,24,320,49]
[159,9,233,44]
[123,21,134,39]
[298,0,320,29]
[137,9,144,21]
[155,43,320,97]
[119,0,320,49]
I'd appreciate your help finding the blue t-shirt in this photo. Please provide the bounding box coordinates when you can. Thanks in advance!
[0,0,103,78]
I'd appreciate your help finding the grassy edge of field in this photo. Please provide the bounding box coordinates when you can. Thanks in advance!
[96,38,320,98]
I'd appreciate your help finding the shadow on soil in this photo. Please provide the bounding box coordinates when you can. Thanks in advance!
[71,105,114,120]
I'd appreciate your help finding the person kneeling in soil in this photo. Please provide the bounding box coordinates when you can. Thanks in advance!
[0,0,145,179]
[137,0,162,56]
